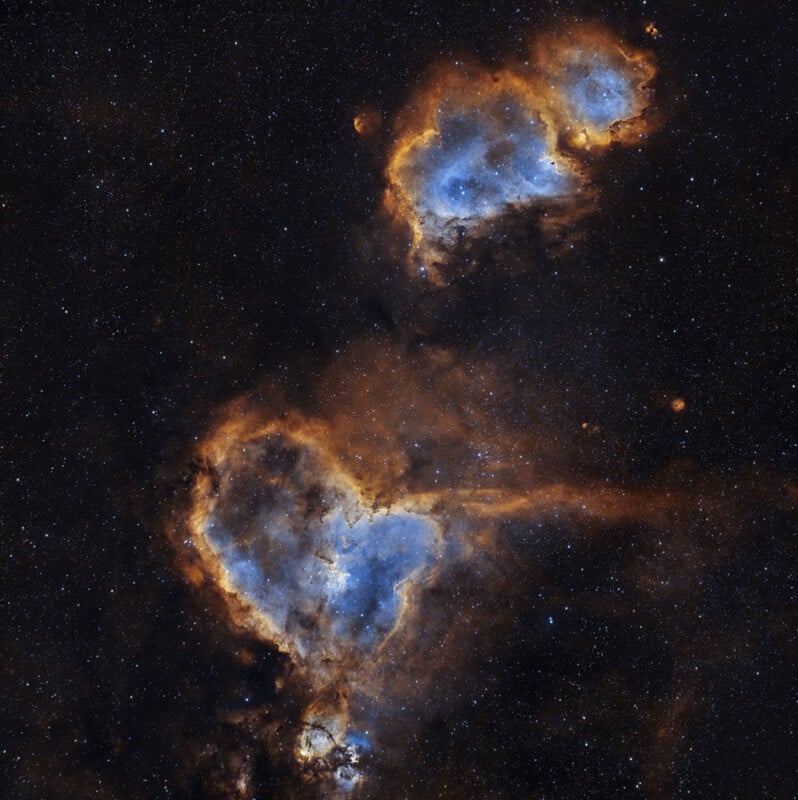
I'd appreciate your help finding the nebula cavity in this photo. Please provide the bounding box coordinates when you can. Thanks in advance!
[187,415,442,668]
[383,23,657,282]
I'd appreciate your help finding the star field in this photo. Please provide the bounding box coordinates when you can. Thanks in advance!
[2,2,795,799]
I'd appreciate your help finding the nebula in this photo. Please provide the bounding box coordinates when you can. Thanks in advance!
[384,67,579,280]
[158,20,790,800]
[5,3,791,800]
[383,23,656,282]
[185,414,443,670]
[179,410,448,793]
[167,337,792,798]
[353,108,382,136]
[532,25,657,149]
[167,26,660,788]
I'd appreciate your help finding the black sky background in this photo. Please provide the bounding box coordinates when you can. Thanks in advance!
[2,1,795,798]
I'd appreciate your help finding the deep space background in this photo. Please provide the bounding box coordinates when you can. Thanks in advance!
[2,1,796,798]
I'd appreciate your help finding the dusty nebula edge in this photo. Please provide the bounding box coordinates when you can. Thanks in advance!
[161,22,789,800]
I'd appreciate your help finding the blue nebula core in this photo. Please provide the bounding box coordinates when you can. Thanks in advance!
[560,58,636,129]
[407,97,572,233]
[206,504,439,659]
[326,511,437,648]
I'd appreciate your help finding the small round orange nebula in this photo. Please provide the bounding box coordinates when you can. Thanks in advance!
[670,397,687,413]
[353,108,381,136]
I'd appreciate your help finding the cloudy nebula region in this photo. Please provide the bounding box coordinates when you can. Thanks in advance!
[169,321,791,800]
[384,24,656,282]
[181,407,452,793]
[4,2,793,798]
[165,22,768,800]
[168,23,664,798]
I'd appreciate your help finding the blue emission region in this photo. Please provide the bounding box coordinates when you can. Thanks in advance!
[204,507,439,657]
[412,99,571,226]
[562,60,636,128]
[326,510,437,649]
[345,731,372,753]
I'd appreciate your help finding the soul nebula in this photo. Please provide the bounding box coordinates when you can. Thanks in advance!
[383,23,656,281]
